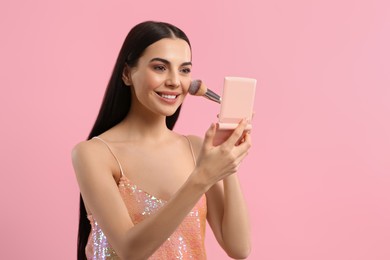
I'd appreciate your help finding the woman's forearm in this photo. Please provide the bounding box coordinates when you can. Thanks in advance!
[221,174,251,259]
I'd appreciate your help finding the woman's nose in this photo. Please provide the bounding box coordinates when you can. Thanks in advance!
[165,72,180,88]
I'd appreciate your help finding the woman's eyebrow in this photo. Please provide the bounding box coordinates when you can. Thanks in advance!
[150,57,192,66]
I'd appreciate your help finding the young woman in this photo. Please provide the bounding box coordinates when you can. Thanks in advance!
[72,21,252,260]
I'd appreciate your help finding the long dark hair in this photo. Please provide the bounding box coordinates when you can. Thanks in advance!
[77,21,191,260]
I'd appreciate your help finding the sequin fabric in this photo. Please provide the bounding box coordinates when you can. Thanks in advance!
[86,175,207,260]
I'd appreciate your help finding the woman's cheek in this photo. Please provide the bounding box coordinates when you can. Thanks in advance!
[147,73,165,88]
[182,78,192,93]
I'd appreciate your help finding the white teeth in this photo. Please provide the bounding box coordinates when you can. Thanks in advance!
[161,94,176,99]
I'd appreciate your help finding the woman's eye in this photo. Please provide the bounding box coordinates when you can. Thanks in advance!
[154,65,166,71]
[181,67,191,74]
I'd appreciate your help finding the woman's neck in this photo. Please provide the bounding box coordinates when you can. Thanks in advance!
[115,106,172,143]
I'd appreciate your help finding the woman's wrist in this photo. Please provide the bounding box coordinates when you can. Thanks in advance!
[187,168,212,195]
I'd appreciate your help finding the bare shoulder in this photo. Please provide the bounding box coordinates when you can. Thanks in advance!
[72,138,105,163]
[71,138,115,179]
[185,135,203,156]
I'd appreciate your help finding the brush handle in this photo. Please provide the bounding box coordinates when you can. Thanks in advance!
[204,89,221,103]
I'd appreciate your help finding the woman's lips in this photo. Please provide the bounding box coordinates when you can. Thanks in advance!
[155,91,180,103]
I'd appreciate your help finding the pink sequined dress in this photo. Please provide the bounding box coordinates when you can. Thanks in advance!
[85,136,207,260]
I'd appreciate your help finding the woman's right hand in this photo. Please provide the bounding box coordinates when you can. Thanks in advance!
[194,119,252,188]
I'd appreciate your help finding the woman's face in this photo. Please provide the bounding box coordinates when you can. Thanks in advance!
[124,38,192,117]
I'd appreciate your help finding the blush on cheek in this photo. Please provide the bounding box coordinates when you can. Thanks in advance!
[182,80,192,93]
[145,72,165,88]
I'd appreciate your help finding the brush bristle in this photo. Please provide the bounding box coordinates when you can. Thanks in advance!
[188,80,202,95]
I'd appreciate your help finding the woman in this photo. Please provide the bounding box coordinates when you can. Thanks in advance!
[72,21,252,260]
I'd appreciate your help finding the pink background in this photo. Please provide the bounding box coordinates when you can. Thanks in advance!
[1,0,389,259]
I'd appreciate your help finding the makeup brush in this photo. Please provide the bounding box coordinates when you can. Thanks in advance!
[188,80,221,104]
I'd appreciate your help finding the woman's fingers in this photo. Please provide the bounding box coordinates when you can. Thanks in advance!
[241,131,252,147]
[197,121,252,184]
[203,123,217,148]
[233,132,252,158]
[223,119,248,147]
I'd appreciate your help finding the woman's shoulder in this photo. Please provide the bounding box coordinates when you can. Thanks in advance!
[71,137,111,166]
[185,134,202,145]
[170,131,203,153]
[182,134,203,156]
[71,137,122,181]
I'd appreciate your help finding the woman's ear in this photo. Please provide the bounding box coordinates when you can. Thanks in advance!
[122,65,133,86]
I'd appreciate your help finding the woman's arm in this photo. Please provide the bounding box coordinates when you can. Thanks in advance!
[72,121,250,260]
[206,173,251,259]
[190,129,252,259]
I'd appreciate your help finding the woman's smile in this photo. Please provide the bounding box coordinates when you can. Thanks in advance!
[154,91,181,104]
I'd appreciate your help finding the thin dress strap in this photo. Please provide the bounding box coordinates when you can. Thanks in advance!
[92,136,124,177]
[184,136,197,166]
